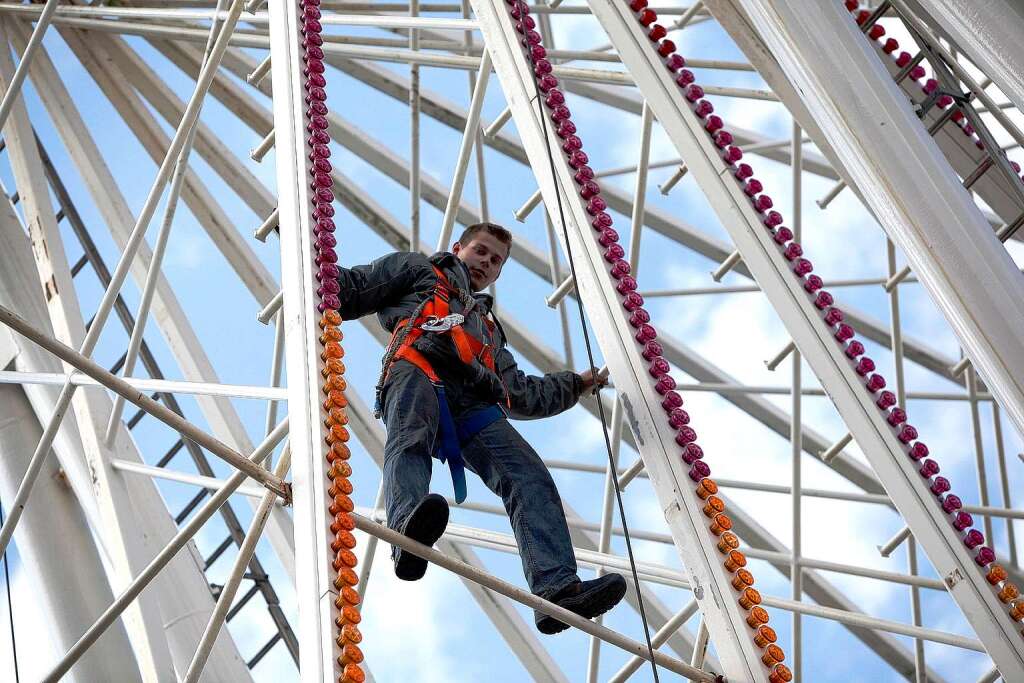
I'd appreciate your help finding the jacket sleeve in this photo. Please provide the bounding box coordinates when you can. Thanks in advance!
[334,251,435,321]
[494,347,584,420]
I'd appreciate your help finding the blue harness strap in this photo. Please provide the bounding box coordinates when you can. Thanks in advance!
[432,388,504,504]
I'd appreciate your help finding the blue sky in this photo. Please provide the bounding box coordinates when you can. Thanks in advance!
[1,3,1023,681]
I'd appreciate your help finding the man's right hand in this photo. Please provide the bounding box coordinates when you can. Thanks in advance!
[578,367,610,393]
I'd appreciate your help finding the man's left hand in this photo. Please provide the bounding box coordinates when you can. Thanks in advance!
[578,367,610,393]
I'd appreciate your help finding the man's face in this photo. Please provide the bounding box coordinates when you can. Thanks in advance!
[453,232,509,292]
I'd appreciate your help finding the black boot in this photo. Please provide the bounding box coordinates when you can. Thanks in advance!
[535,573,627,634]
[393,493,449,581]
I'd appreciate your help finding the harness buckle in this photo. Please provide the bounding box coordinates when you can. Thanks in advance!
[420,313,465,332]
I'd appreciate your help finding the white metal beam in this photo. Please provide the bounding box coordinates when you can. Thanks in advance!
[472,1,765,678]
[0,380,138,681]
[591,0,1024,677]
[6,19,296,583]
[904,0,1024,116]
[266,0,338,677]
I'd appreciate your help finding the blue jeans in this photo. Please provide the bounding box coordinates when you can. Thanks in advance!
[382,362,580,598]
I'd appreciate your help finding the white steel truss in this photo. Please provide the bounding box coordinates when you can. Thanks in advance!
[0,1,1020,682]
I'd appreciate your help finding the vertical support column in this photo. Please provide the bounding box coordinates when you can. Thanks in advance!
[267,2,339,680]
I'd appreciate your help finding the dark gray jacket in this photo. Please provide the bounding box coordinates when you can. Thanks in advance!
[335,251,583,419]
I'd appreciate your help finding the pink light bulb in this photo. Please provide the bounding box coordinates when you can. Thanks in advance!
[649,24,668,41]
[598,228,618,247]
[772,227,794,245]
[835,324,855,343]
[723,146,743,164]
[318,263,340,281]
[918,459,939,478]
[629,309,651,328]
[754,194,774,212]
[793,258,814,276]
[886,407,907,426]
[669,409,690,429]
[635,323,657,343]
[865,372,886,392]
[316,248,338,264]
[623,292,645,311]
[815,291,834,310]
[694,100,714,118]
[855,356,875,376]
[676,69,695,86]
[930,476,951,496]
[318,278,340,295]
[545,89,565,107]
[318,294,340,312]
[942,494,962,513]
[764,211,784,229]
[734,163,754,181]
[688,460,710,482]
[846,340,866,359]
[610,259,632,279]
[592,212,613,230]
[704,115,724,133]
[661,391,684,411]
[562,135,583,153]
[975,546,996,567]
[638,8,657,26]
[580,180,601,199]
[574,165,594,184]
[964,529,984,549]
[909,442,929,461]
[744,179,763,197]
[714,131,733,149]
[684,84,704,103]
[675,426,698,446]
[784,242,803,260]
[616,276,638,294]
[898,424,918,444]
[665,54,685,72]
[954,511,974,531]
[538,74,559,92]
[882,38,899,54]
[683,443,704,463]
[642,340,663,361]
[587,197,608,215]
[655,375,676,394]
[824,308,844,325]
[908,65,926,81]
[649,357,671,378]
[875,391,897,409]
[895,51,912,67]
[604,244,625,263]
[804,275,824,293]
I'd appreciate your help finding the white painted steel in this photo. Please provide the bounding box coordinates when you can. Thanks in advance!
[267,0,339,677]
[906,0,1024,115]
[0,371,289,400]
[472,1,758,678]
[0,383,138,682]
[609,0,1024,676]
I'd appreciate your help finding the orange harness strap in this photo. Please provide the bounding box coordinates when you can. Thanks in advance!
[388,266,497,382]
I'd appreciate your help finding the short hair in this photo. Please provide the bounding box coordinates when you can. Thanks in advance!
[457,222,513,256]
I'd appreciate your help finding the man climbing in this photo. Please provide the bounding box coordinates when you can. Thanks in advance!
[334,222,627,634]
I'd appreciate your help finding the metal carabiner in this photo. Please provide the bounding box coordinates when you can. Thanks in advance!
[420,313,465,333]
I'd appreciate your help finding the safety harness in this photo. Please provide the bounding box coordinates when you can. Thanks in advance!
[374,266,507,503]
